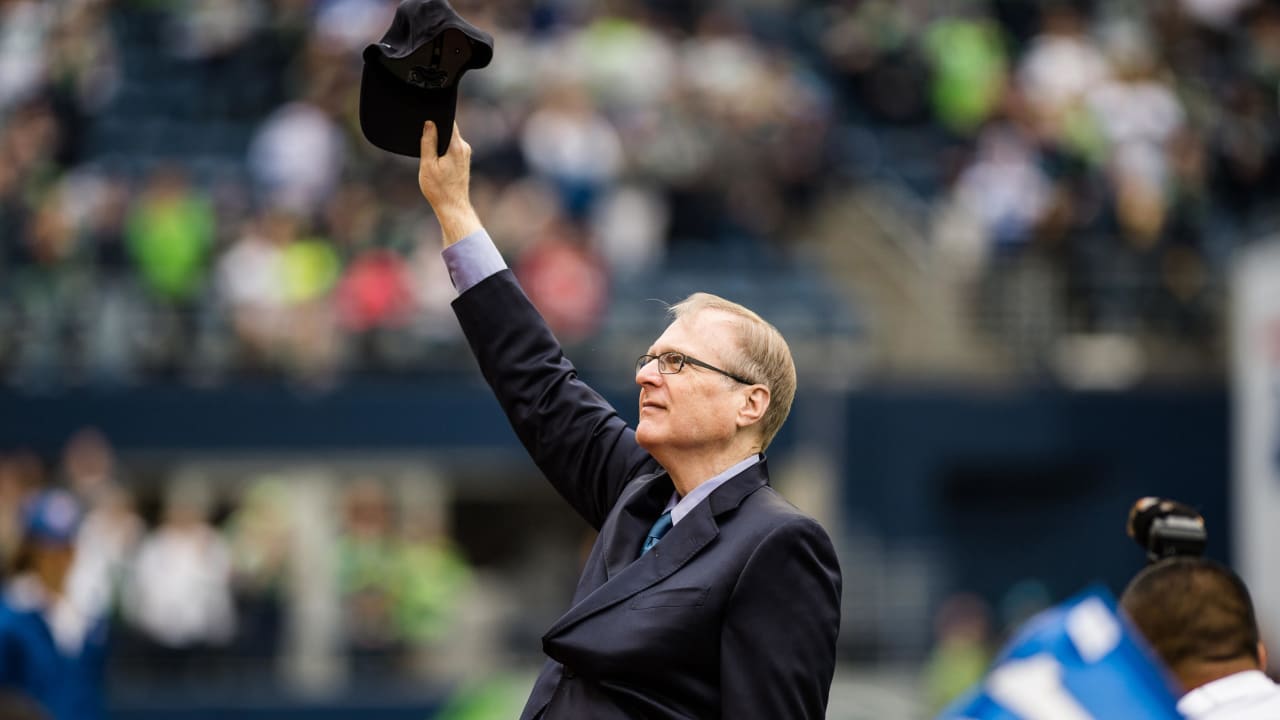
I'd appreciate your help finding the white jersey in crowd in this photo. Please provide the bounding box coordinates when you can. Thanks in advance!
[1179,670,1280,720]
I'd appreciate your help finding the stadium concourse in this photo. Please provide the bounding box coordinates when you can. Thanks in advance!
[0,0,1274,718]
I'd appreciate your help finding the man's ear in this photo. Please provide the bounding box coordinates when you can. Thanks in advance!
[736,385,770,429]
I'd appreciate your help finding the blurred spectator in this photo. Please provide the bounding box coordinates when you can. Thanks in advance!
[391,501,471,679]
[0,0,54,112]
[8,186,80,387]
[921,592,993,715]
[1016,4,1110,151]
[337,478,401,674]
[122,478,236,666]
[952,123,1053,256]
[123,164,216,374]
[0,488,108,720]
[125,165,215,305]
[224,477,292,662]
[518,81,623,220]
[217,208,290,366]
[277,223,342,384]
[334,476,477,683]
[77,171,144,384]
[336,248,415,333]
[922,8,1008,135]
[216,207,341,382]
[591,183,668,277]
[514,217,609,344]
[60,428,142,621]
[1088,21,1184,167]
[247,100,346,216]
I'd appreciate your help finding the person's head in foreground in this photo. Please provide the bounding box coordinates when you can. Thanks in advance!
[1121,556,1265,693]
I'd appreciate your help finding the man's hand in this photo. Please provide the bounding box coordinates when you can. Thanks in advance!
[418,121,482,247]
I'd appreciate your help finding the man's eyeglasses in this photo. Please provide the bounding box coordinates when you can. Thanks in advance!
[636,351,756,386]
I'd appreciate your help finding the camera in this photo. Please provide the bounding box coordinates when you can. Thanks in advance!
[1127,496,1207,563]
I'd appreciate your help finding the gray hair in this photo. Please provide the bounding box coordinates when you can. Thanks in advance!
[669,293,796,449]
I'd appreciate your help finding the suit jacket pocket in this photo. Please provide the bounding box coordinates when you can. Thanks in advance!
[630,586,709,609]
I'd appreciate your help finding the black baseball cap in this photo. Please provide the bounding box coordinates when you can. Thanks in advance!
[360,0,494,157]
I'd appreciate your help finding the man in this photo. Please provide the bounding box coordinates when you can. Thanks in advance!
[1121,557,1280,719]
[417,120,842,719]
[0,489,108,720]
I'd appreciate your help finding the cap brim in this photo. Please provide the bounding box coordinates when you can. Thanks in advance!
[359,60,458,158]
[362,18,494,68]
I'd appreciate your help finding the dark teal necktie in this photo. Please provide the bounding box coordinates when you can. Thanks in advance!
[640,511,673,556]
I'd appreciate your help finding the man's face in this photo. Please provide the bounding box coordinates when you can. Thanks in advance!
[32,542,75,596]
[635,310,747,457]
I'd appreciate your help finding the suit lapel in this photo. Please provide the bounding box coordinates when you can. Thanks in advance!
[545,460,771,638]
[545,505,718,638]
[602,472,674,579]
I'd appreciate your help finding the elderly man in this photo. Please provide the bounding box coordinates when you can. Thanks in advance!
[418,120,842,719]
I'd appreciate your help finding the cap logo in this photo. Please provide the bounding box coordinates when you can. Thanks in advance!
[408,66,449,89]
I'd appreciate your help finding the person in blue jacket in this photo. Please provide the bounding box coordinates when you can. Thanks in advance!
[0,489,108,720]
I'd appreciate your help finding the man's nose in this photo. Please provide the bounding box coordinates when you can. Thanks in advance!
[636,357,662,386]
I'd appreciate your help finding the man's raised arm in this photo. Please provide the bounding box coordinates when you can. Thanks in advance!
[417,121,482,247]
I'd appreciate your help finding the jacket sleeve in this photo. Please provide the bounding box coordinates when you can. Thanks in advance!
[721,517,843,719]
[451,270,656,529]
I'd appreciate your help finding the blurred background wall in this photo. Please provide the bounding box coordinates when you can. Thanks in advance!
[0,0,1275,717]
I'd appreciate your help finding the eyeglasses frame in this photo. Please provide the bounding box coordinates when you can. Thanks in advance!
[636,351,757,386]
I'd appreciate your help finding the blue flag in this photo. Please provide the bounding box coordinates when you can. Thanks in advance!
[938,586,1183,720]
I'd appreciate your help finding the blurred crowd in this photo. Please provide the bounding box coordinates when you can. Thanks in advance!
[1,0,1278,387]
[0,429,477,695]
[909,0,1280,373]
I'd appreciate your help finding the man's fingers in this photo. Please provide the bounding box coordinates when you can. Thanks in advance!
[421,121,436,156]
[451,121,473,158]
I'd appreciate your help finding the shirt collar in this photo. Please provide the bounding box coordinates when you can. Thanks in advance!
[665,454,762,525]
[1178,670,1279,716]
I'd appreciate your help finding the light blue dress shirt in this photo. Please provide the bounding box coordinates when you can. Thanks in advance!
[443,229,506,293]
[663,455,762,526]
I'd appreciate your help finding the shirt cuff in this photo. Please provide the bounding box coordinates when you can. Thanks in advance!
[442,228,507,294]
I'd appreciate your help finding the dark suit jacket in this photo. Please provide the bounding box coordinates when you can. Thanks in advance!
[453,270,842,719]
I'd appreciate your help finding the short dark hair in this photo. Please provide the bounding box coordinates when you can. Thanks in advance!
[1120,557,1259,671]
